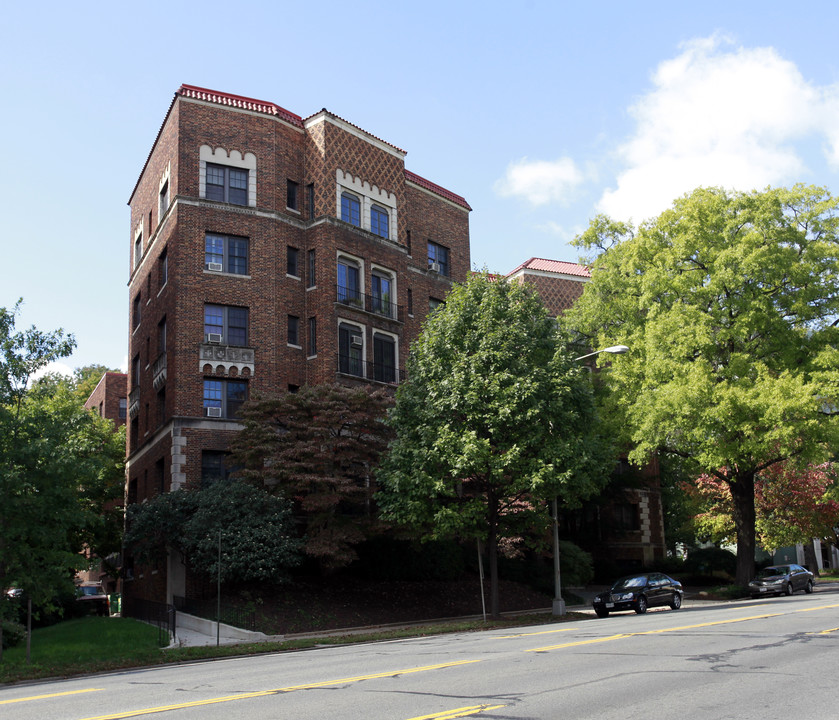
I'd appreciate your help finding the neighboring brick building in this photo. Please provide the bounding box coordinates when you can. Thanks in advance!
[84,372,128,429]
[506,258,666,571]
[125,85,471,606]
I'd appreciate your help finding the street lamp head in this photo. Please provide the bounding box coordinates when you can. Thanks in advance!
[572,344,630,362]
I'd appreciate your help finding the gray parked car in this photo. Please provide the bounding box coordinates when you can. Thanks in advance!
[749,564,814,598]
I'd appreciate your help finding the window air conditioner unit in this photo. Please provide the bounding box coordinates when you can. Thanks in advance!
[206,407,222,418]
[208,262,223,272]
[350,336,363,347]
[429,262,441,273]
[206,333,223,344]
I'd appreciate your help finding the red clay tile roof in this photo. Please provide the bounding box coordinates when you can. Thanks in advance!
[405,170,472,211]
[178,84,304,127]
[507,257,590,278]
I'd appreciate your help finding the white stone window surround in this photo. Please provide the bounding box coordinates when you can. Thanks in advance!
[336,169,397,241]
[158,161,172,216]
[133,220,144,269]
[338,318,367,367]
[336,250,366,303]
[370,262,397,311]
[199,145,257,207]
[372,327,400,383]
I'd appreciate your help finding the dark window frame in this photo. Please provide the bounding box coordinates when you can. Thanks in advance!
[205,163,248,206]
[370,204,389,238]
[203,378,248,418]
[428,240,450,276]
[341,192,361,227]
[204,304,249,346]
[287,246,299,277]
[205,233,249,275]
[286,180,299,211]
[288,315,300,346]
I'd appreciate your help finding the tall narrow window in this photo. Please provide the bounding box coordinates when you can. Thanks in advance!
[134,233,143,269]
[159,181,169,219]
[308,317,317,356]
[407,288,413,316]
[370,205,389,238]
[287,246,299,277]
[341,192,361,226]
[158,317,167,354]
[119,397,127,421]
[339,323,364,378]
[373,333,396,383]
[337,259,361,305]
[428,241,449,276]
[206,163,248,205]
[286,180,299,210]
[287,315,300,346]
[307,249,316,288]
[132,294,142,330]
[371,271,394,318]
[307,183,315,219]
[159,248,168,288]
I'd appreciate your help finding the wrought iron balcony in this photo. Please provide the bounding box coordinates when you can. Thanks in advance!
[336,353,404,385]
[152,352,167,389]
[335,285,402,322]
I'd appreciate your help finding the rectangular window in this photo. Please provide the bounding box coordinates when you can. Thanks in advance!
[307,183,315,219]
[159,249,168,288]
[134,233,143,269]
[614,503,640,532]
[203,379,247,418]
[341,192,361,226]
[308,317,317,356]
[428,241,450,276]
[339,323,364,377]
[288,315,300,346]
[407,288,413,316]
[307,249,316,288]
[406,229,412,256]
[429,297,445,313]
[337,260,361,305]
[205,233,249,274]
[371,271,394,318]
[118,397,127,421]
[206,163,248,205]
[132,294,142,330]
[204,304,249,346]
[370,204,389,238]
[158,317,167,354]
[373,333,396,383]
[131,355,140,386]
[159,181,169,220]
[286,180,299,210]
[287,246,299,277]
[201,450,231,487]
[157,387,166,426]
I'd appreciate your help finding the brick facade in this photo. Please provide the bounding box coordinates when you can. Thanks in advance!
[124,85,471,606]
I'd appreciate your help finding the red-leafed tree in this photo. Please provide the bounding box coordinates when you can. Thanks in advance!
[230,384,394,571]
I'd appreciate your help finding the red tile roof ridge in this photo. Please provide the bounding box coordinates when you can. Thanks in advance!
[404,169,472,210]
[507,257,591,278]
[178,84,303,127]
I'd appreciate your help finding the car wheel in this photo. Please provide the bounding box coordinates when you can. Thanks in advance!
[634,595,648,614]
[805,579,814,594]
[595,607,609,618]
[785,582,794,596]
[670,593,682,610]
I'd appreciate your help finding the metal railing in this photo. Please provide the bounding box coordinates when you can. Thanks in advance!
[126,597,175,646]
[173,595,256,632]
[335,285,403,322]
[336,354,405,385]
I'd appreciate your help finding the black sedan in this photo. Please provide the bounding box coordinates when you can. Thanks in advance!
[592,572,684,618]
[749,564,814,598]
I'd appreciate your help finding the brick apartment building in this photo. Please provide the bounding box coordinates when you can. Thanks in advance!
[84,372,128,429]
[125,84,471,606]
[506,258,666,570]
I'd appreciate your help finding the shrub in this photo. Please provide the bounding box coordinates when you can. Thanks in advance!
[353,537,466,581]
[1,620,25,649]
[682,546,736,579]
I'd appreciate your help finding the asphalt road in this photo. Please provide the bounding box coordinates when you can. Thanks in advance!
[2,588,838,720]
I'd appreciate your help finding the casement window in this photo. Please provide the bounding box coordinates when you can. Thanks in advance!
[370,204,389,239]
[158,249,168,288]
[428,241,449,276]
[341,192,361,227]
[204,304,248,346]
[203,379,247,418]
[287,180,299,211]
[132,294,142,329]
[339,322,364,377]
[337,258,362,305]
[308,317,317,356]
[206,163,248,205]
[287,315,300,346]
[159,181,169,220]
[371,270,394,318]
[201,450,233,487]
[307,249,316,288]
[134,232,143,269]
[287,246,299,277]
[205,233,249,274]
[373,332,397,383]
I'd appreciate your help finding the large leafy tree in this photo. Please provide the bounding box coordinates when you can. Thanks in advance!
[231,384,394,570]
[376,273,611,617]
[564,185,839,585]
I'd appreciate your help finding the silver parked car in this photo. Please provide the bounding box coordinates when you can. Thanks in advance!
[749,564,814,598]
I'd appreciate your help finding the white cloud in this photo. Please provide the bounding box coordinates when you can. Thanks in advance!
[599,35,838,221]
[494,156,585,206]
[31,361,74,382]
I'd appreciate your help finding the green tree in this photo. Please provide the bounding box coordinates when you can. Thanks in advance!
[376,273,611,617]
[231,384,394,570]
[124,480,301,584]
[564,185,839,586]
[33,364,120,403]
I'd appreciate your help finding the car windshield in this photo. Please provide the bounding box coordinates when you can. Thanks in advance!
[611,576,647,591]
[756,567,787,578]
[79,586,103,596]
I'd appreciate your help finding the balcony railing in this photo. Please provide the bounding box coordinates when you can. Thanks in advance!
[336,354,404,385]
[128,387,140,419]
[152,351,167,389]
[335,285,402,322]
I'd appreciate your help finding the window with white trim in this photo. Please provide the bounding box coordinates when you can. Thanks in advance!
[371,268,395,318]
[205,233,249,274]
[206,163,248,205]
[339,322,364,377]
[370,204,389,238]
[373,331,397,383]
[341,192,361,226]
[337,255,362,306]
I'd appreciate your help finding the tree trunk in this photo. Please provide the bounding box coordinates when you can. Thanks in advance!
[487,496,500,619]
[803,541,820,576]
[729,472,756,587]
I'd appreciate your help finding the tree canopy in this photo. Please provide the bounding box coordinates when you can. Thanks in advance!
[376,273,611,617]
[564,184,839,585]
[231,384,394,570]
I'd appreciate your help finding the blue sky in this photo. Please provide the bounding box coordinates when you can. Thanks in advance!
[4,1,839,374]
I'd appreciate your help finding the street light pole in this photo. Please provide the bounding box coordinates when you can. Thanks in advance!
[552,343,629,616]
